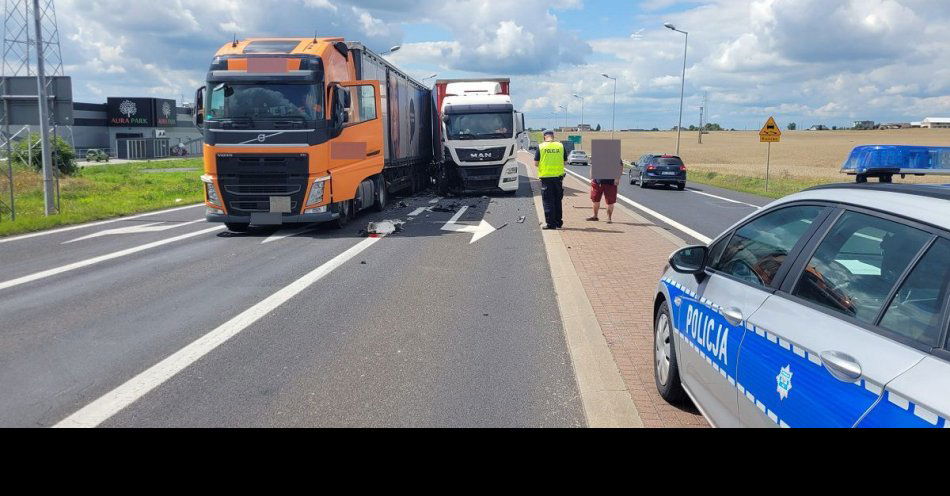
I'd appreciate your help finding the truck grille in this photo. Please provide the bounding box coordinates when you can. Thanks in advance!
[458,165,503,191]
[216,154,309,214]
[455,147,506,163]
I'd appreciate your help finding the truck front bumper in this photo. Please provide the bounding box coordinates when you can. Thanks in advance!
[205,208,340,225]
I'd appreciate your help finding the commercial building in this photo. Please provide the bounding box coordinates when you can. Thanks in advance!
[922,117,950,129]
[73,98,202,158]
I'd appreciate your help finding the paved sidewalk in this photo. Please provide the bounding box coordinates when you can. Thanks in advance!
[522,153,708,428]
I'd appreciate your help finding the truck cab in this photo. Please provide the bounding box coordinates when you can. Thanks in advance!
[435,79,525,194]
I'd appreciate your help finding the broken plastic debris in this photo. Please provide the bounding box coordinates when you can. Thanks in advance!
[367,220,405,235]
[517,216,526,223]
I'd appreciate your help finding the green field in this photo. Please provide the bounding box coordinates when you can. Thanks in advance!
[0,158,204,237]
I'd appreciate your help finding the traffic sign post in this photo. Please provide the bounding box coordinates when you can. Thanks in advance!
[759,117,782,193]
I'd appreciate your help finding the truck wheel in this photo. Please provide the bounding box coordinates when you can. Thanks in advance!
[374,177,388,212]
[332,200,352,229]
[655,302,687,404]
[225,222,250,233]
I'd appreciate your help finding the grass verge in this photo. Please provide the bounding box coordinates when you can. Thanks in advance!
[0,158,204,237]
[686,169,829,200]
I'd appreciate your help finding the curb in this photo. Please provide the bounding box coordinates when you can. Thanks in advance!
[521,152,643,428]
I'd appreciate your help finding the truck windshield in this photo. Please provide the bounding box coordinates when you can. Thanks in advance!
[206,82,323,122]
[446,113,513,140]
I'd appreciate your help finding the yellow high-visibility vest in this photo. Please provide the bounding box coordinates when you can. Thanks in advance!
[538,141,565,178]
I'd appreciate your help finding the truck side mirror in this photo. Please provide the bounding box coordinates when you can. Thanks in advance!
[193,86,205,131]
[441,114,449,124]
[515,112,525,134]
[330,85,348,136]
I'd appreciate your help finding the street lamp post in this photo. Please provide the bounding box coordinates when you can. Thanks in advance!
[382,45,402,56]
[572,94,584,129]
[601,74,617,139]
[558,105,568,131]
[665,22,688,156]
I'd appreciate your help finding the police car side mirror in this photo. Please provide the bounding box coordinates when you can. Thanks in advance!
[670,246,708,275]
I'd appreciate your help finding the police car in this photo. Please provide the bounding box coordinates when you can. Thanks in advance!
[653,145,950,428]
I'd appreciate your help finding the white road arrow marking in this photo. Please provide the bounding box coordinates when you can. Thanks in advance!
[408,207,429,217]
[440,206,496,244]
[63,219,206,244]
[262,225,321,244]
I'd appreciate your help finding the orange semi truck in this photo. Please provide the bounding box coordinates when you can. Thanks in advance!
[194,37,433,231]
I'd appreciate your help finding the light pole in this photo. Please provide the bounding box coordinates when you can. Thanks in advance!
[572,94,584,129]
[558,105,568,131]
[382,45,401,56]
[665,22,688,156]
[601,74,617,139]
[422,73,437,83]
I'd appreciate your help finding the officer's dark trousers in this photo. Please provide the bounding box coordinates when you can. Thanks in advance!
[540,176,564,228]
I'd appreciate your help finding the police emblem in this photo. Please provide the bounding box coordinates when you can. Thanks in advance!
[776,365,793,400]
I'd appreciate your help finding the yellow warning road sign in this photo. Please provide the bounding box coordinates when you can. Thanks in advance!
[760,116,782,143]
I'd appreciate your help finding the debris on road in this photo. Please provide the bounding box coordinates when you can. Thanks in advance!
[517,216,526,224]
[367,220,406,235]
[431,203,460,213]
[397,201,409,208]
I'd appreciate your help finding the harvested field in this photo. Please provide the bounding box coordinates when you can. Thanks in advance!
[554,129,950,184]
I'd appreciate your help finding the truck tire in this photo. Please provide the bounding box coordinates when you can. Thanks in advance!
[331,200,352,229]
[225,222,250,233]
[374,177,388,212]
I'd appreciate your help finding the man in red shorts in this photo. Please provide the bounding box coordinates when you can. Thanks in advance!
[588,169,620,224]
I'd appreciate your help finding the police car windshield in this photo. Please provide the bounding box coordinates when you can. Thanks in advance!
[446,112,514,140]
[206,82,323,122]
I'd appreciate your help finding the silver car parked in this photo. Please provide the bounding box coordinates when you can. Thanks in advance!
[653,182,950,428]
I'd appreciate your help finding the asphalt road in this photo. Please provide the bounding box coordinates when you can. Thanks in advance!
[565,164,772,244]
[0,165,584,428]
[1,160,777,428]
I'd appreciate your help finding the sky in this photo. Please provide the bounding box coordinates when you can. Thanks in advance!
[49,0,950,130]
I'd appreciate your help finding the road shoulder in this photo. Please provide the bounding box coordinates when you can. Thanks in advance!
[523,151,708,428]
[524,154,642,428]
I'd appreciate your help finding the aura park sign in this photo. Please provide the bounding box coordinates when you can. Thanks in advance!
[107,97,177,128]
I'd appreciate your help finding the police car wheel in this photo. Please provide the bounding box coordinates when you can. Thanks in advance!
[654,302,687,403]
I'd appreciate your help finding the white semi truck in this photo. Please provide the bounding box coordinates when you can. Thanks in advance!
[433,78,525,194]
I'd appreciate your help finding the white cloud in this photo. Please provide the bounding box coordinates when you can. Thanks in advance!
[35,0,950,129]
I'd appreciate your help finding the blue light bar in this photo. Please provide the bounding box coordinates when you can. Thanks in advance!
[842,145,950,177]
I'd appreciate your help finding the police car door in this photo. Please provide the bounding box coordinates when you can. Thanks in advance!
[680,204,831,427]
[856,237,950,428]
[738,208,939,428]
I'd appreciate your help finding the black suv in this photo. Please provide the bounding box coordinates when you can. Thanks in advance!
[630,154,686,190]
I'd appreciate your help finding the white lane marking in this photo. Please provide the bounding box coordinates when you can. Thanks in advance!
[0,226,225,292]
[54,235,383,428]
[440,206,497,244]
[564,169,713,244]
[0,204,204,245]
[64,219,206,244]
[261,225,321,244]
[687,189,762,209]
[408,207,428,217]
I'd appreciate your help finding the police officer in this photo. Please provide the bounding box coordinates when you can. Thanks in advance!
[534,130,567,230]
